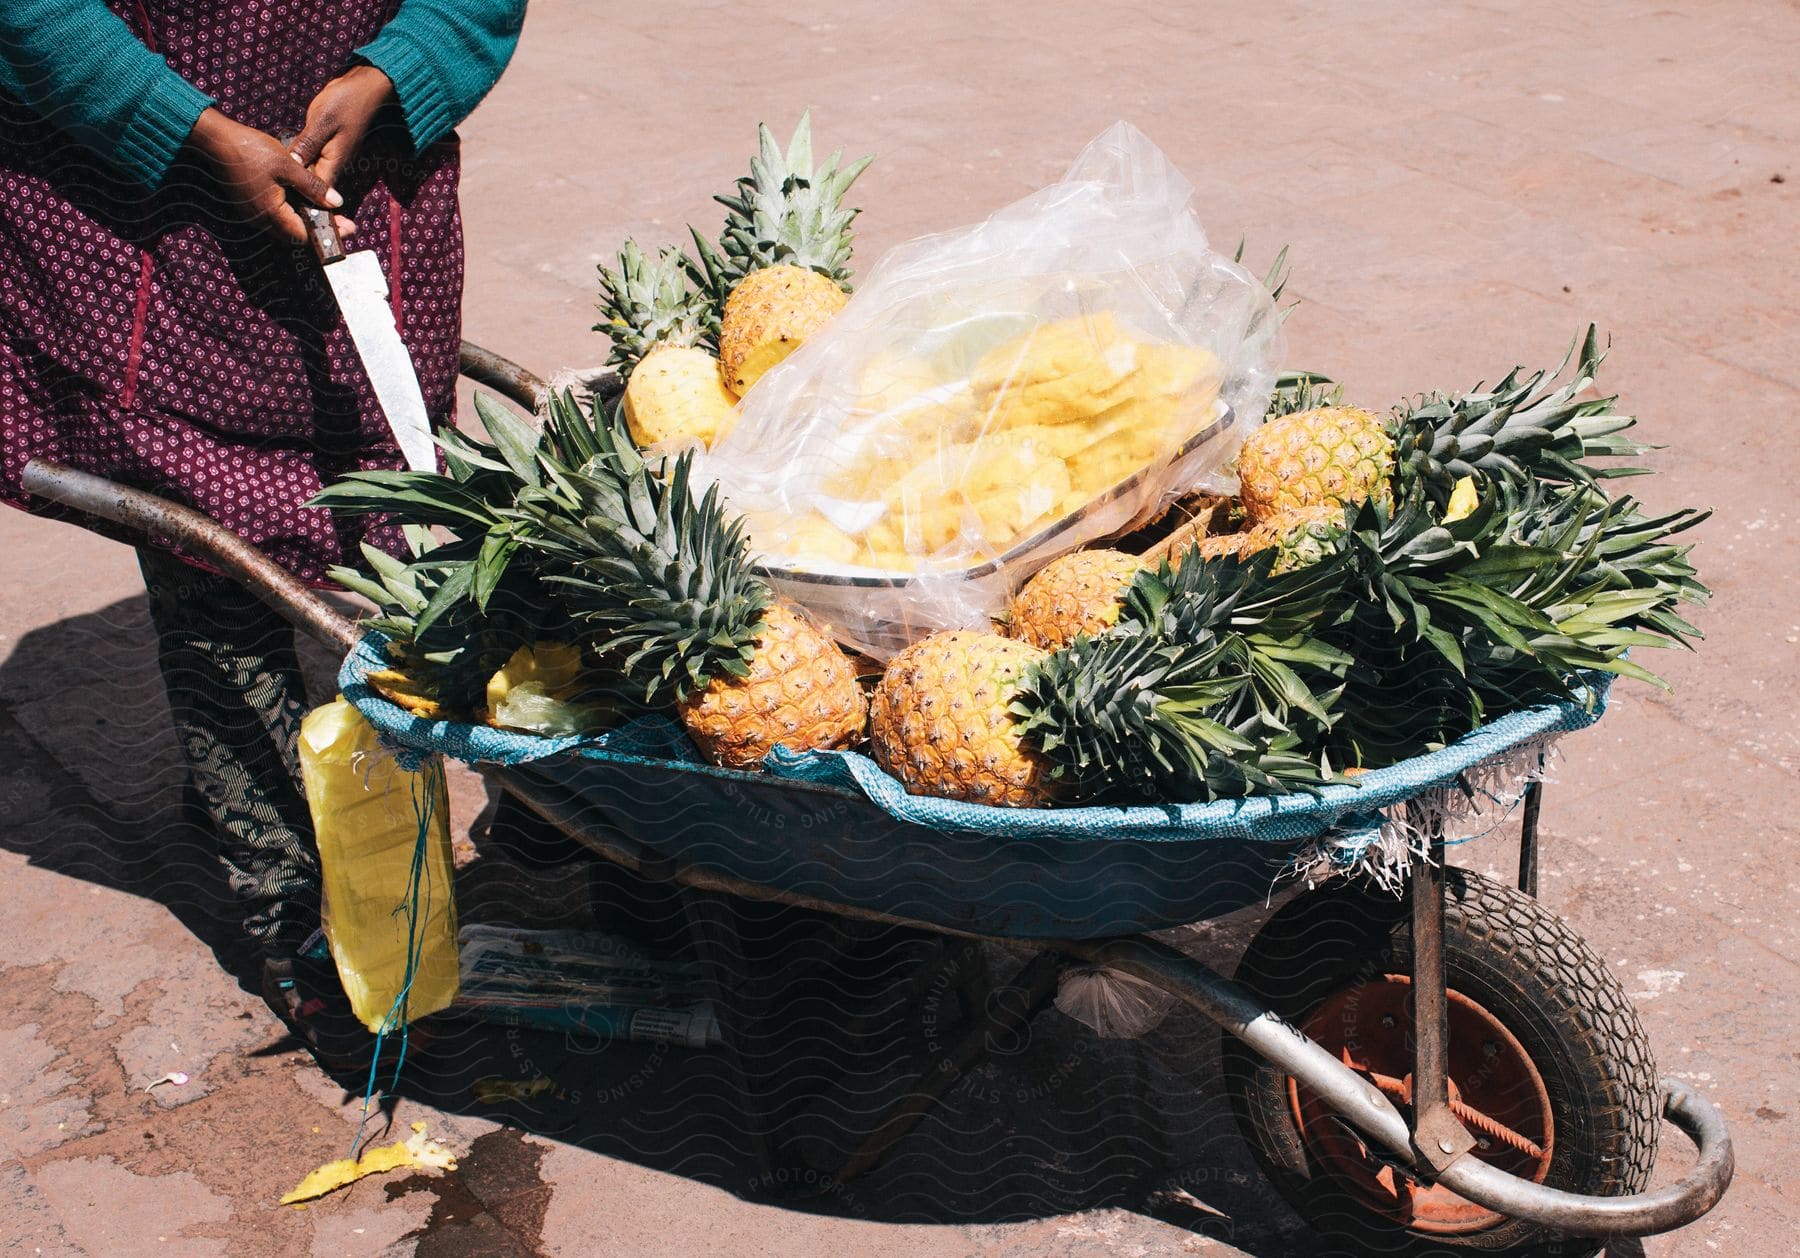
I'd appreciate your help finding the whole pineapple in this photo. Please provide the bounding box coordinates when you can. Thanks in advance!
[679,602,866,768]
[1006,549,1143,650]
[871,556,1345,808]
[705,114,872,395]
[1237,328,1652,527]
[517,396,866,768]
[597,241,738,449]
[870,631,1052,807]
[1235,405,1395,522]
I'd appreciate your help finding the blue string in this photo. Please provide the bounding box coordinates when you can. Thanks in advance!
[349,753,442,1159]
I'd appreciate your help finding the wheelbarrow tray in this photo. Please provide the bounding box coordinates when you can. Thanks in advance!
[340,631,1608,939]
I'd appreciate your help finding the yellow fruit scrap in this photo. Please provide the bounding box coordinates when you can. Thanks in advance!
[485,642,583,714]
[1443,475,1479,523]
[280,1122,457,1206]
[364,668,446,719]
[482,641,619,736]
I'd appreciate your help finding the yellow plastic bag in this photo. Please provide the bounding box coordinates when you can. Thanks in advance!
[298,699,459,1032]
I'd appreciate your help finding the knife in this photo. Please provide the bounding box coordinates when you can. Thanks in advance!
[299,204,437,473]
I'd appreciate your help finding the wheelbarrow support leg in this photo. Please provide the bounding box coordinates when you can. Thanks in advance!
[1518,779,1542,898]
[1411,837,1477,1171]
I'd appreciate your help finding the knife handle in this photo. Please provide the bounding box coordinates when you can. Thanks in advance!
[299,203,346,265]
[278,133,347,266]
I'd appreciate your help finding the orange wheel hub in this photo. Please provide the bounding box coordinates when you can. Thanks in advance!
[1288,975,1556,1235]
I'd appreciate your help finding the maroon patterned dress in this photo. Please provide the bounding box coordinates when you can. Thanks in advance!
[0,0,462,584]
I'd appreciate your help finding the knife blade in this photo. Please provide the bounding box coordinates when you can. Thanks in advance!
[300,204,437,473]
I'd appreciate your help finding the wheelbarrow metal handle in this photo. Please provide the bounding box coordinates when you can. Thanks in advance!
[18,341,549,656]
[459,340,548,413]
[20,459,359,655]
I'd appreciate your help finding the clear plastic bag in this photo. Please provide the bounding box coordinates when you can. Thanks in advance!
[696,122,1281,658]
[1054,965,1176,1039]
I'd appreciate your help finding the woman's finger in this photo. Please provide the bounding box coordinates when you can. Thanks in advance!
[274,156,343,211]
[312,136,355,196]
[252,187,309,246]
[287,119,333,168]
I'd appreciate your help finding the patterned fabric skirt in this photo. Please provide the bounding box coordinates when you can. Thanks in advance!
[0,0,464,583]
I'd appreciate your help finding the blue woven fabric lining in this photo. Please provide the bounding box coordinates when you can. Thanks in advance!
[341,632,1609,845]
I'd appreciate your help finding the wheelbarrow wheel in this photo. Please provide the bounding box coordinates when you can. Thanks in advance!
[1221,866,1659,1257]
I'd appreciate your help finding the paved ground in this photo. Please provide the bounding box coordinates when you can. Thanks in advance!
[4,1,1798,1254]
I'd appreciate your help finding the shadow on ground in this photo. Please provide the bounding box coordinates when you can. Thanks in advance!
[0,596,1322,1255]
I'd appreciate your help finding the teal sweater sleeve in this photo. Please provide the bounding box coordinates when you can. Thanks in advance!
[354,0,527,154]
[0,0,526,189]
[0,0,215,189]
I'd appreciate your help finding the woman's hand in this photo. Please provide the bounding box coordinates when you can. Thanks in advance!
[184,107,343,246]
[288,65,396,198]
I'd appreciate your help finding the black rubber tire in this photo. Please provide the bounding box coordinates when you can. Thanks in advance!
[1221,867,1659,1258]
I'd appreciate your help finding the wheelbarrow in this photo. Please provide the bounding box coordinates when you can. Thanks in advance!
[19,342,1734,1257]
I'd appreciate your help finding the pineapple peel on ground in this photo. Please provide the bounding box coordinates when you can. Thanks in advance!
[719,265,847,395]
[1235,405,1395,521]
[871,631,1052,807]
[281,1122,455,1206]
[1007,549,1144,650]
[677,602,867,769]
[623,345,739,449]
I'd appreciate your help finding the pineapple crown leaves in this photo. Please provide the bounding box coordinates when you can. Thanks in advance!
[310,391,584,623]
[1331,472,1707,695]
[1118,549,1351,732]
[1012,629,1335,803]
[595,239,719,376]
[326,526,556,713]
[683,227,737,315]
[1122,545,1344,655]
[507,393,773,705]
[1232,239,1299,324]
[1389,326,1654,502]
[1266,371,1343,419]
[714,112,873,286]
[325,525,440,636]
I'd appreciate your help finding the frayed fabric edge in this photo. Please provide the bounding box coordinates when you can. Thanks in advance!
[1283,733,1566,895]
